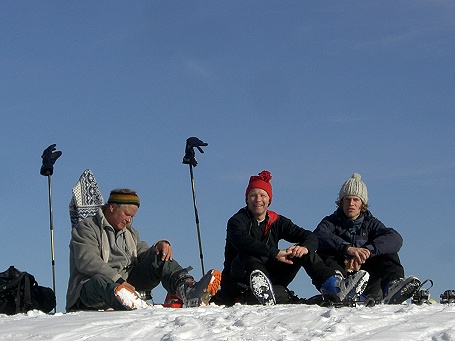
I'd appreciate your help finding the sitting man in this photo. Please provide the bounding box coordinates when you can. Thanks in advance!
[313,173,420,305]
[66,188,220,311]
[214,170,369,306]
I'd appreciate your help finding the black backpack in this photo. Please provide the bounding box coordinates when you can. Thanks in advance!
[0,266,56,315]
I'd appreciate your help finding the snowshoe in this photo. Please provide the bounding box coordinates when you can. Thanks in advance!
[178,269,221,307]
[411,279,433,305]
[383,276,421,305]
[440,290,455,304]
[162,293,184,308]
[295,294,356,308]
[249,270,276,305]
[320,270,369,302]
[355,293,382,307]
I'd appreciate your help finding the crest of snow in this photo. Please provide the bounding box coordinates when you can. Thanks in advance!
[1,303,455,340]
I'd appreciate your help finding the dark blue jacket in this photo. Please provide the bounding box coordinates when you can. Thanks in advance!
[313,208,403,257]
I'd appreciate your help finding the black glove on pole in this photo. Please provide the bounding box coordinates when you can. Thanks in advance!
[40,144,62,313]
[182,137,208,276]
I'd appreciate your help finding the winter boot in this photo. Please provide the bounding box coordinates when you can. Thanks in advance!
[249,269,276,305]
[320,270,369,302]
[114,283,152,310]
[177,269,221,307]
[383,276,421,305]
[440,290,455,304]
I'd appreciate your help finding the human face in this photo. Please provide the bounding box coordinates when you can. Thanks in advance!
[247,188,270,220]
[342,195,363,220]
[105,204,138,231]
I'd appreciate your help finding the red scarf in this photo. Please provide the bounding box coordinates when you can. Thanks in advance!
[262,210,279,240]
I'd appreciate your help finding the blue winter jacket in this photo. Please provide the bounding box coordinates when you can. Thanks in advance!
[313,208,403,257]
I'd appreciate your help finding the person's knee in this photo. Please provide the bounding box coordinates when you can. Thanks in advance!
[244,256,267,274]
[80,274,117,309]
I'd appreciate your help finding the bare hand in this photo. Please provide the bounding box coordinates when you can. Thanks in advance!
[155,241,173,261]
[346,246,370,264]
[286,245,308,258]
[276,249,294,264]
[276,246,308,264]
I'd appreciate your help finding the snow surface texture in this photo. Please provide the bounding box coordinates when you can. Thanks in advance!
[1,303,455,340]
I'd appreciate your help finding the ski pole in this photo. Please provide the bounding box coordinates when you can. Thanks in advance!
[40,144,62,313]
[182,137,208,276]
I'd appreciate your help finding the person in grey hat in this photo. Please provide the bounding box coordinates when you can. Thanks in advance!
[313,173,421,305]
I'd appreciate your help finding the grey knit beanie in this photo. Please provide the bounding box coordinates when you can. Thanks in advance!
[338,173,368,204]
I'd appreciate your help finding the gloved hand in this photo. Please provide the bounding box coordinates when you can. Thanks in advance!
[182,137,208,167]
[40,144,62,176]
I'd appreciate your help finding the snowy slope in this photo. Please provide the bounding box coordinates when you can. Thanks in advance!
[1,303,455,341]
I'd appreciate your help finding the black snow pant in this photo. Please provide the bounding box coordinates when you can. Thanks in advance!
[319,252,405,300]
[217,251,336,305]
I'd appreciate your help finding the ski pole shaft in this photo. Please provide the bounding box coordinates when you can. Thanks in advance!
[40,144,61,314]
[47,175,57,313]
[189,165,205,275]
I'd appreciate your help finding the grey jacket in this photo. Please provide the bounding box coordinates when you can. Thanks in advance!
[66,208,149,311]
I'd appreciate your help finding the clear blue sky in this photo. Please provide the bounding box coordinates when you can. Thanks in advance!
[1,1,454,311]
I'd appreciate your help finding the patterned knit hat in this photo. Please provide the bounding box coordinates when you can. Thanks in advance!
[338,173,368,204]
[245,170,273,204]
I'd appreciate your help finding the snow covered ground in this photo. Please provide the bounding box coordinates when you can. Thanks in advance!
[1,303,455,340]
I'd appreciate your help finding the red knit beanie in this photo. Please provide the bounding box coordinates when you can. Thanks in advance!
[245,170,273,204]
